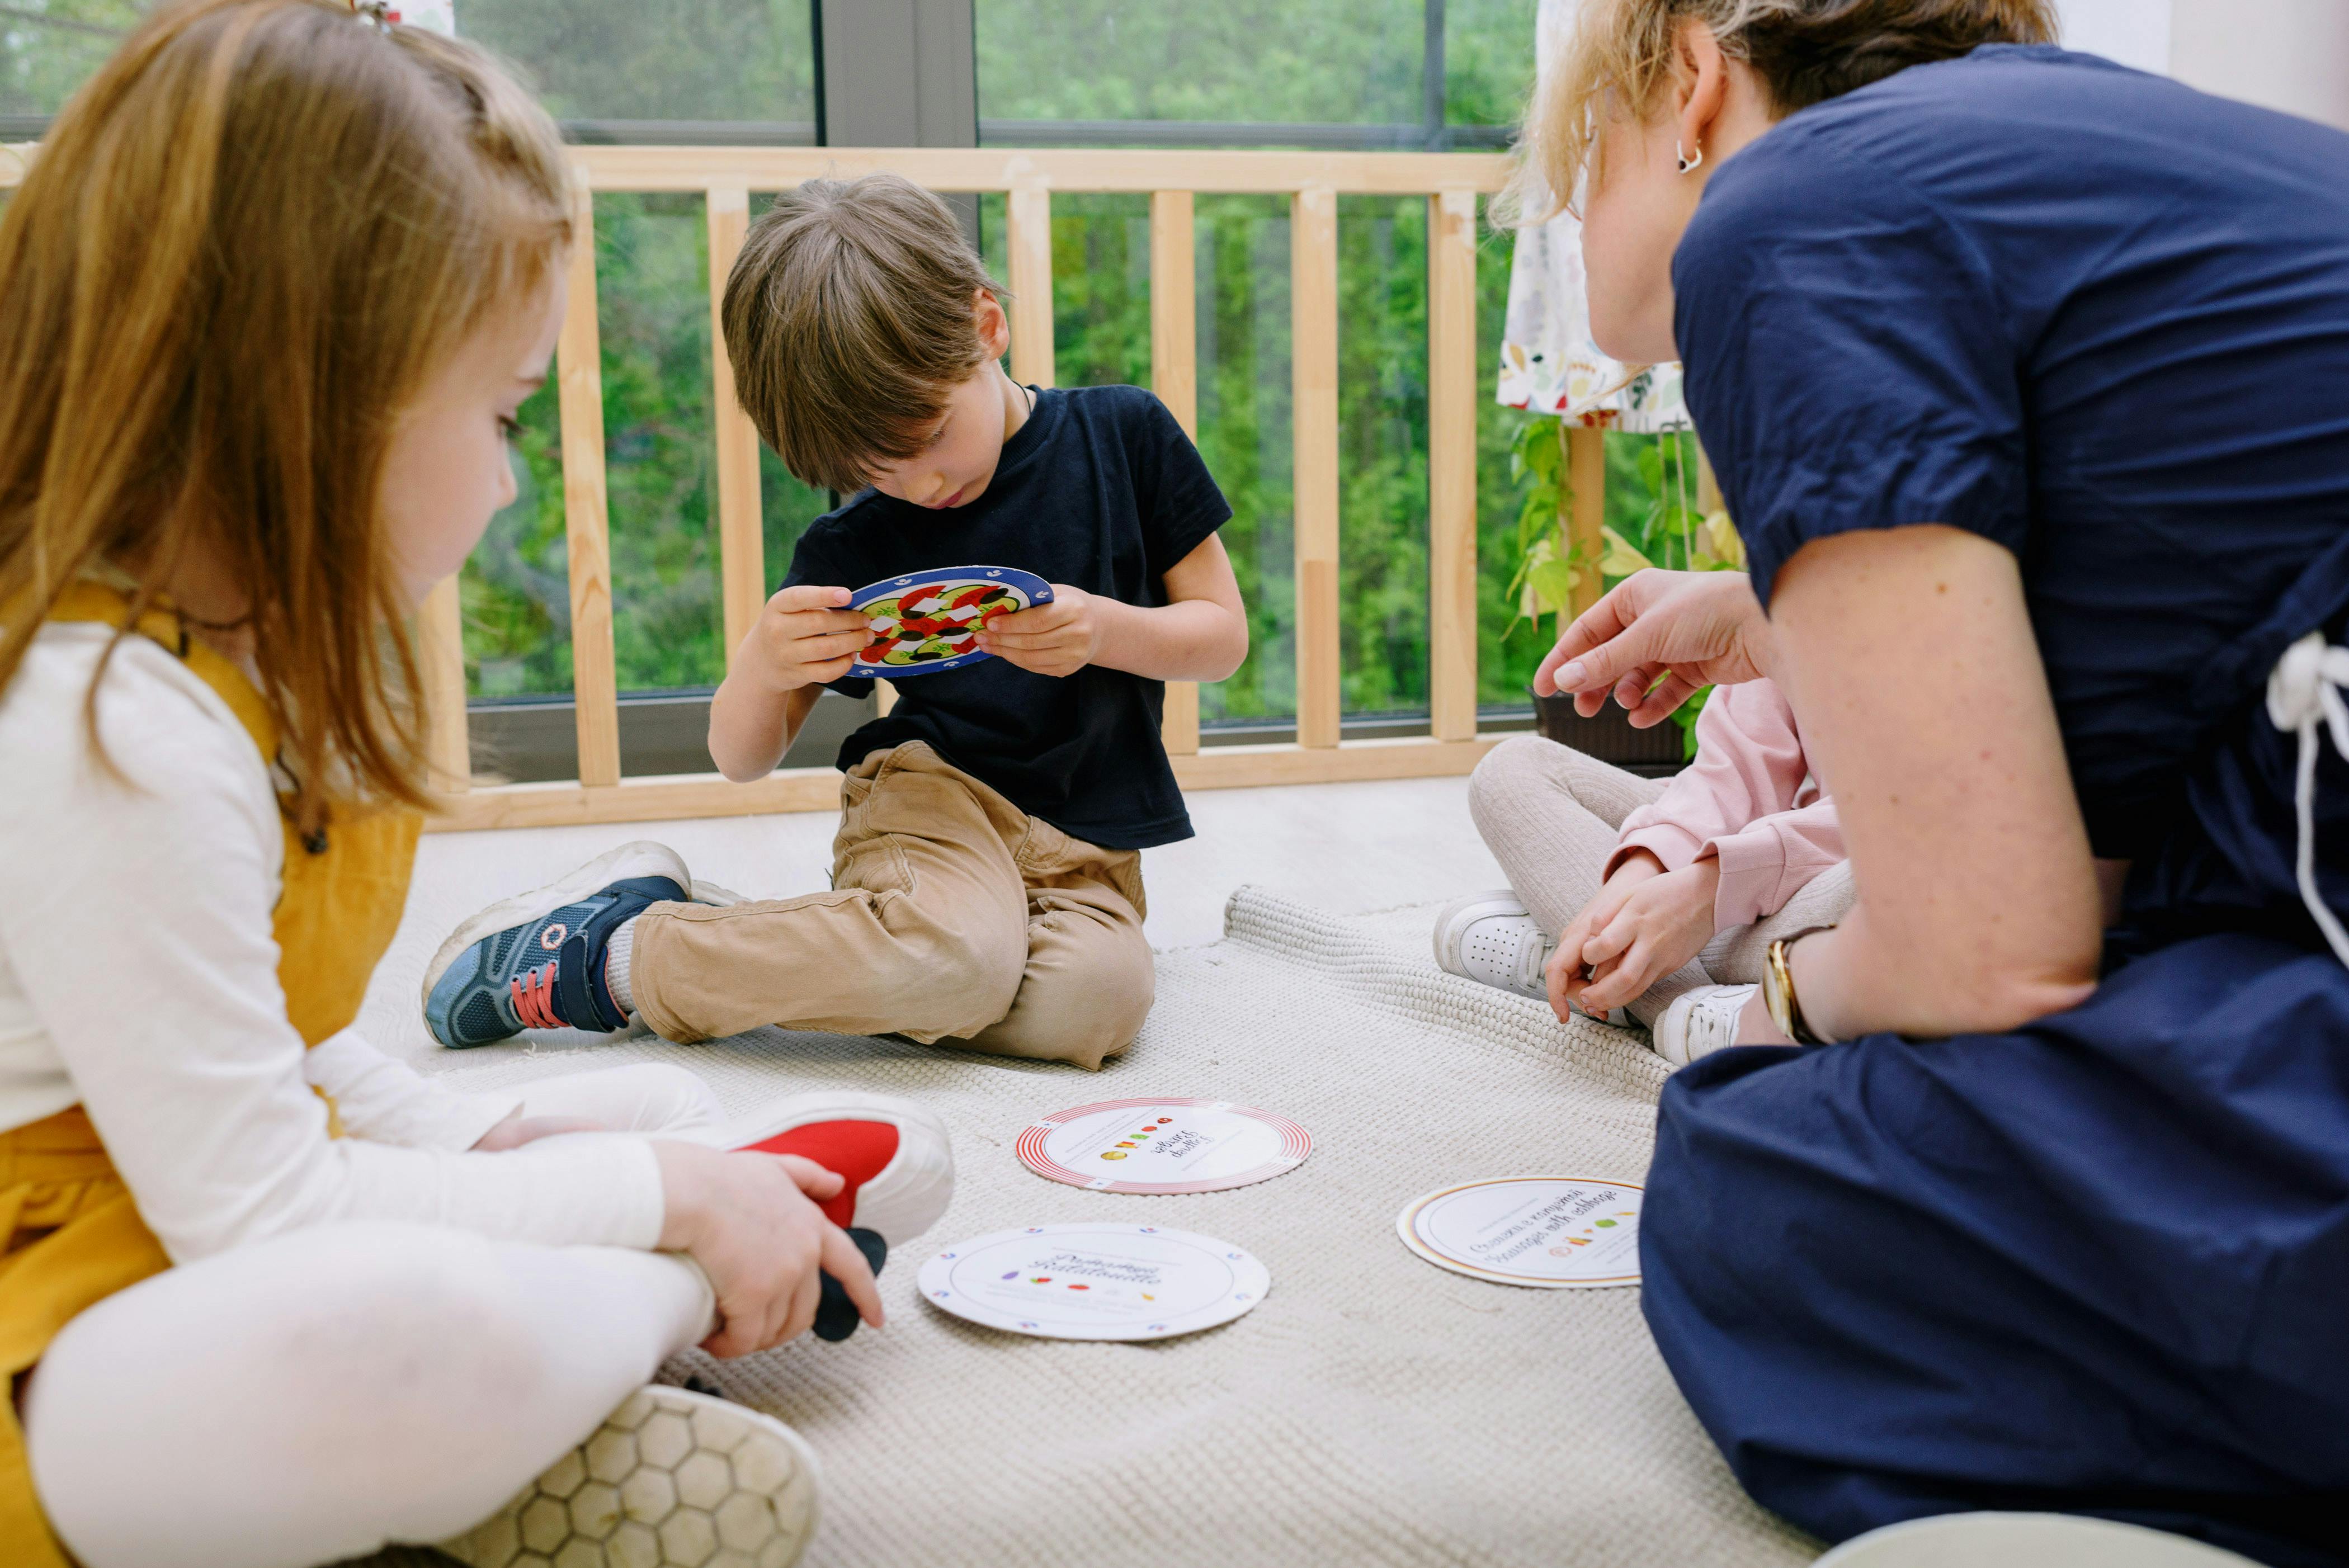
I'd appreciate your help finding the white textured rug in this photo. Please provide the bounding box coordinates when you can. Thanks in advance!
[356,888,1814,1568]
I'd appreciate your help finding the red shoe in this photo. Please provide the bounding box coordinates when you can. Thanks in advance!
[729,1092,954,1246]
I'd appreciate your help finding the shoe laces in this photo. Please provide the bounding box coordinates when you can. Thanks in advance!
[510,961,565,1029]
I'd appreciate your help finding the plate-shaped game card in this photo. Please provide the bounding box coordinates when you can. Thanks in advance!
[918,1223,1270,1341]
[1017,1097,1312,1194]
[1396,1175,1644,1289]
[847,565,1051,678]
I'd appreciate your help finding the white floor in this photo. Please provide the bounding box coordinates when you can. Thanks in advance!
[412,774,1507,953]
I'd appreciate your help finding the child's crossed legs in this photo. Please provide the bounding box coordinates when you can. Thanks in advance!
[626,742,1153,1070]
[1468,734,1852,1024]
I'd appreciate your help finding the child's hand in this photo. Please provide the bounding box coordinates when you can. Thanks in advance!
[741,584,872,693]
[1553,853,1722,1020]
[976,584,1103,678]
[653,1141,884,1358]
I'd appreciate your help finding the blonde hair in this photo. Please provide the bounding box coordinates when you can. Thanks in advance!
[0,0,570,833]
[1506,0,2057,223]
[723,173,1004,495]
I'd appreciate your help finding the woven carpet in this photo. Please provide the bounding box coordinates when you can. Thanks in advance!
[346,888,1814,1568]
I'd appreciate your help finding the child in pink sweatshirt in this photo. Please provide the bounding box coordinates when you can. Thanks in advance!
[1434,678,1853,1066]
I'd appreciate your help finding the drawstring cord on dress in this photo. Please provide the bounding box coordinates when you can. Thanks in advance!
[2265,631,2349,966]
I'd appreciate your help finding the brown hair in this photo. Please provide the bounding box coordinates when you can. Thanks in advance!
[1507,0,2057,222]
[723,173,1004,494]
[0,0,570,832]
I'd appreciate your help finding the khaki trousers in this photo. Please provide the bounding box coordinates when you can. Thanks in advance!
[628,742,1153,1070]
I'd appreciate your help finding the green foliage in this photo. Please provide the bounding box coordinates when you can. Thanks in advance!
[0,1,138,119]
[11,0,1559,734]
[978,0,1542,128]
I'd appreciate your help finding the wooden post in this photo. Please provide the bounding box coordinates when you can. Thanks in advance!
[1151,190,1202,757]
[875,679,898,716]
[418,575,470,793]
[707,186,766,663]
[1696,439,1724,516]
[1007,182,1056,389]
[558,177,623,789]
[1565,424,1607,622]
[1426,189,1479,743]
[1291,183,1342,749]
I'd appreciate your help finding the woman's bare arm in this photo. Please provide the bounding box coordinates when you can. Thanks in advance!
[1761,525,2102,1040]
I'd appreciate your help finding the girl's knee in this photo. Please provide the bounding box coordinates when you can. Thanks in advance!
[523,1060,723,1135]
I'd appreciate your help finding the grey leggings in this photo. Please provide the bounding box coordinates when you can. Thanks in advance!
[1466,734,1855,1025]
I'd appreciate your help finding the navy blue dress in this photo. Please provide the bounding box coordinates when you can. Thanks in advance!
[1655,46,2349,1567]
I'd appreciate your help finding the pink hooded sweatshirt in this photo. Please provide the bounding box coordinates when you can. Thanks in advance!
[1602,679,1845,933]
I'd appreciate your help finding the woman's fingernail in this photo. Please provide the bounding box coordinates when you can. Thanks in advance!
[1560,660,1587,688]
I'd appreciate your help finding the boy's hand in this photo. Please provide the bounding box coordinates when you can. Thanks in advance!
[742,585,872,693]
[1550,852,1721,1021]
[977,584,1105,678]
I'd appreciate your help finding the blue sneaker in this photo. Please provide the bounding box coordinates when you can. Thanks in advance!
[421,842,690,1048]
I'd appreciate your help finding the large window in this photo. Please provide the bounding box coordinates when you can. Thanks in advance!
[975,0,1533,148]
[8,0,1573,762]
[977,0,1541,730]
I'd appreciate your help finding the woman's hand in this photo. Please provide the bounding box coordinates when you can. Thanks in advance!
[1536,569,1775,726]
[653,1141,884,1358]
[1548,852,1721,1019]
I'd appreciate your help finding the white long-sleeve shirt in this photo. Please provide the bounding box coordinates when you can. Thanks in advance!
[0,622,665,1263]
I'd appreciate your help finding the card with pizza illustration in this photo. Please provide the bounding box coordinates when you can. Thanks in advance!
[846,565,1053,678]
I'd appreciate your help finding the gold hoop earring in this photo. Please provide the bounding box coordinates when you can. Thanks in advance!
[1676,140,1704,174]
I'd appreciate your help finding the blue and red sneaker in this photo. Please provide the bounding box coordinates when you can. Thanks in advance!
[421,841,689,1048]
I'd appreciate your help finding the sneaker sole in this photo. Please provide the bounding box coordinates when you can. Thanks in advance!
[730,1090,956,1246]
[420,841,695,1014]
[440,1385,818,1568]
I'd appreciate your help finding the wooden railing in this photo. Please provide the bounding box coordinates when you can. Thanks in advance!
[2,143,1520,833]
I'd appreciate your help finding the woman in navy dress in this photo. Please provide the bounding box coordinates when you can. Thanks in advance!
[1519,3,2349,1563]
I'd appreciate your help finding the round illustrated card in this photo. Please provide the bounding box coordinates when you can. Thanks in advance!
[1396,1176,1644,1289]
[1017,1097,1313,1195]
[846,565,1053,678]
[918,1224,1271,1341]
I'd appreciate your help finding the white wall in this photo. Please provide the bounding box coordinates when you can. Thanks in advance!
[2167,0,2349,131]
[2055,0,2349,130]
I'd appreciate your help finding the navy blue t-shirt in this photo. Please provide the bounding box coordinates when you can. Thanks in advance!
[780,384,1230,850]
[1675,45,2349,859]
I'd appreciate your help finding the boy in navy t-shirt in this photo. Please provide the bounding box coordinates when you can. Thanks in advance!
[422,173,1246,1069]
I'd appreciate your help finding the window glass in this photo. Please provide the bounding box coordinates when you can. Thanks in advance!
[459,0,814,134]
[975,0,1532,138]
[2,1,815,132]
[2,1,141,125]
[978,2,1422,126]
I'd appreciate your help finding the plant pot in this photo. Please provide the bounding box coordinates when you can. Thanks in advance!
[1530,688,1686,771]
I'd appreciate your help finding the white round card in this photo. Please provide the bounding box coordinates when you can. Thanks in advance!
[918,1224,1271,1340]
[1017,1097,1312,1194]
[1396,1176,1644,1289]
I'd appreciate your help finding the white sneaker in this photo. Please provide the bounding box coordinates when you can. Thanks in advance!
[440,1384,818,1568]
[1431,891,1554,1002]
[728,1090,956,1248]
[1651,983,1756,1067]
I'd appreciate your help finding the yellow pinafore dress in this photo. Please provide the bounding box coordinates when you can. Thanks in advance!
[0,584,422,1567]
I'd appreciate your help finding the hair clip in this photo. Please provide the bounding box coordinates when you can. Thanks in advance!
[351,1,394,32]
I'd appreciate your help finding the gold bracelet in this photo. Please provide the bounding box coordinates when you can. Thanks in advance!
[1763,927,1837,1046]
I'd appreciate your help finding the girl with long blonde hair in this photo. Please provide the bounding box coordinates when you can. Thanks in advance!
[0,5,950,1565]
